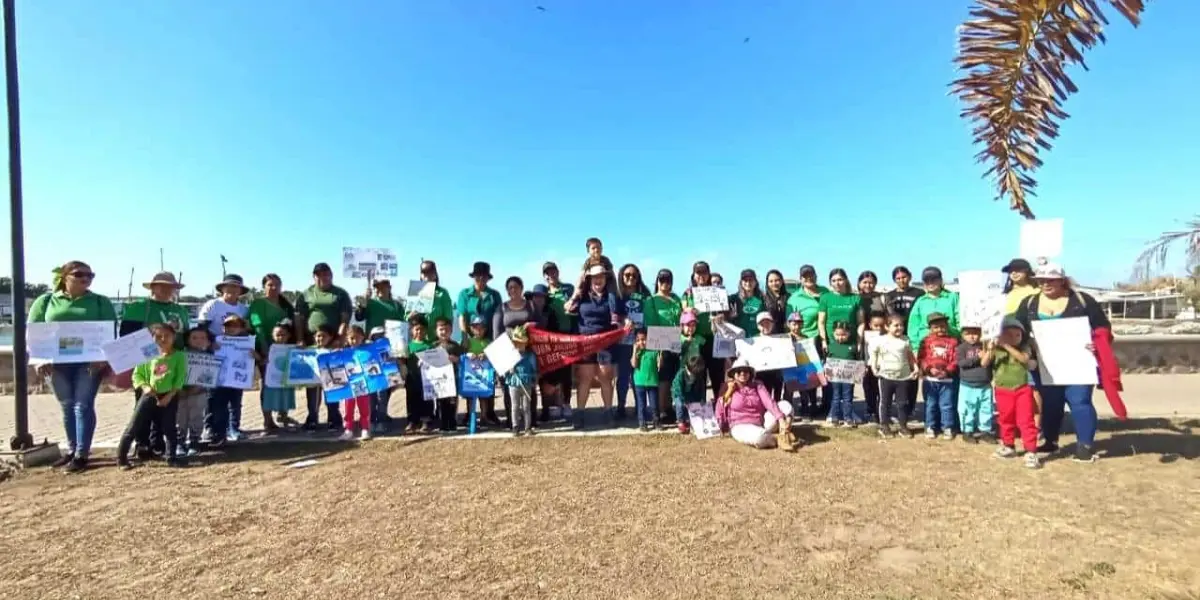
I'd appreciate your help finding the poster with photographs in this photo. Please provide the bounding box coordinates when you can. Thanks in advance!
[317,347,358,404]
[342,247,399,279]
[354,339,400,392]
[185,352,223,388]
[215,335,256,390]
[27,321,115,364]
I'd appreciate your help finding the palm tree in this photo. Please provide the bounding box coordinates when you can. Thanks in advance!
[1132,215,1200,280]
[951,0,1145,219]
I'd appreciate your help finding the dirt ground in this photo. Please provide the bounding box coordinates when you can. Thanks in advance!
[1,418,1199,600]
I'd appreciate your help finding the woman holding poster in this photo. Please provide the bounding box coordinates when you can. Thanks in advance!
[28,260,117,473]
[565,261,629,429]
[412,260,454,342]
[1014,262,1113,463]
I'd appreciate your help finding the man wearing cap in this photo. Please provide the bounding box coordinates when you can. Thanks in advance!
[120,271,191,456]
[295,263,354,428]
[542,262,576,413]
[906,266,960,353]
[199,274,250,338]
[456,262,503,341]
[411,260,454,342]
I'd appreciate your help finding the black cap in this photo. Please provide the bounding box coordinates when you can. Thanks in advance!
[926,312,948,325]
[542,261,558,274]
[312,262,332,275]
[469,261,493,279]
[798,264,817,279]
[1002,258,1033,274]
[921,266,943,283]
[740,268,757,280]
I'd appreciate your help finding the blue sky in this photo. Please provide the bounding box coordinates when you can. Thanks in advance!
[2,0,1197,297]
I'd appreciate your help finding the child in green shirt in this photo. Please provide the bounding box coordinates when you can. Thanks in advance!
[404,315,434,434]
[630,329,662,431]
[118,324,187,469]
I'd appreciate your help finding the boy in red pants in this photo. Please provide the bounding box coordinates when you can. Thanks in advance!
[984,319,1041,469]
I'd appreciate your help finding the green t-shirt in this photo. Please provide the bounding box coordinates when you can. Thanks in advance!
[132,350,187,395]
[466,336,489,355]
[991,347,1029,389]
[121,299,190,348]
[643,293,682,328]
[632,347,659,386]
[784,286,829,339]
[363,297,405,333]
[907,291,961,352]
[28,291,117,323]
[406,339,433,377]
[826,340,859,360]
[546,284,576,333]
[247,297,293,353]
[818,291,861,342]
[297,285,353,334]
[421,286,455,342]
[732,294,765,337]
[456,286,503,335]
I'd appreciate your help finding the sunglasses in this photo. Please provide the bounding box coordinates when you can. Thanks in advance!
[622,272,637,278]
[69,271,95,280]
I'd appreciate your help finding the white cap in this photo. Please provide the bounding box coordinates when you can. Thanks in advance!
[755,312,774,324]
[585,265,606,277]
[1033,262,1067,280]
[726,357,756,378]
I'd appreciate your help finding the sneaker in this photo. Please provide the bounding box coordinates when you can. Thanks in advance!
[227,429,242,442]
[420,423,436,435]
[1072,445,1097,463]
[373,423,386,434]
[1036,442,1060,455]
[561,406,573,420]
[208,438,226,448]
[825,417,835,427]
[890,416,900,425]
[405,421,420,434]
[878,425,893,439]
[639,424,651,432]
[924,428,937,439]
[63,457,88,473]
[1024,453,1043,469]
[52,453,75,469]
[360,429,372,441]
[993,446,1017,459]
[117,459,134,471]
[678,422,691,435]
[338,430,355,442]
[514,430,525,438]
[186,447,200,458]
[528,427,537,436]
[942,431,954,441]
[326,422,341,432]
[301,421,319,432]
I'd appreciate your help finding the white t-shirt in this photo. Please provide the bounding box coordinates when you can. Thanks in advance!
[198,298,249,337]
[870,335,913,381]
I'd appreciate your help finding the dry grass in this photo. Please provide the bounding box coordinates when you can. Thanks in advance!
[1,420,1199,600]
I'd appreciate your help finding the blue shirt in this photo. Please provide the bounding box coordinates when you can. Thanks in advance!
[576,290,625,335]
[505,351,538,388]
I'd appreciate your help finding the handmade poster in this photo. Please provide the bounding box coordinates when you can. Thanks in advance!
[102,328,161,374]
[384,319,410,357]
[690,286,729,313]
[404,281,436,314]
[525,326,629,375]
[215,335,256,390]
[264,344,294,388]
[646,326,682,353]
[1031,317,1098,385]
[317,347,359,403]
[957,270,1007,338]
[484,333,521,375]
[712,322,745,359]
[621,311,644,345]
[686,402,720,440]
[420,348,457,401]
[342,246,399,279]
[285,348,322,386]
[459,357,496,397]
[825,358,867,384]
[1019,218,1063,261]
[27,321,115,364]
[734,335,796,372]
[783,338,826,390]
[185,352,223,387]
[354,339,397,393]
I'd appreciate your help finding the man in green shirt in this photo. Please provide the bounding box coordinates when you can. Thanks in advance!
[295,262,353,430]
[119,271,190,347]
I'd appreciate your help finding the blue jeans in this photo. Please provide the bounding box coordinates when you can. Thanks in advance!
[633,385,658,426]
[206,387,243,441]
[612,344,634,412]
[922,379,956,433]
[829,382,856,422]
[1038,384,1097,446]
[50,364,103,459]
[673,398,691,424]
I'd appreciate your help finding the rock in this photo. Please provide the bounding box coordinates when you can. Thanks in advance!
[1114,325,1154,335]
[1167,322,1200,335]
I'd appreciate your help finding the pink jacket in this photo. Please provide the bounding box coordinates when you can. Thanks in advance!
[715,381,786,429]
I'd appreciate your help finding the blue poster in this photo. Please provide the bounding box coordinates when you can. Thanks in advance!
[317,348,360,404]
[355,339,401,393]
[459,357,496,398]
[285,348,321,387]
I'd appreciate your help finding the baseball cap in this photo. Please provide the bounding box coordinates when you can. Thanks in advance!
[921,266,943,283]
[1001,258,1033,274]
[755,312,773,324]
[369,326,386,337]
[542,261,559,274]
[740,269,757,281]
[312,262,332,275]
[926,312,948,325]
[679,311,697,325]
[469,315,486,326]
[787,312,802,323]
[1033,262,1067,280]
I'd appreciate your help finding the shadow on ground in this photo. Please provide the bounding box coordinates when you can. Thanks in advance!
[1061,417,1199,463]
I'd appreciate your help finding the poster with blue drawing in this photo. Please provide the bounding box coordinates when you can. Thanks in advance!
[355,339,400,393]
[459,356,496,398]
[285,348,321,386]
[317,348,360,404]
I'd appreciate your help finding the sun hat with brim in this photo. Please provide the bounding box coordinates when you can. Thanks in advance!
[1001,258,1033,274]
[215,274,249,295]
[726,357,756,379]
[468,262,493,279]
[143,271,184,290]
[585,265,607,277]
[1032,262,1067,280]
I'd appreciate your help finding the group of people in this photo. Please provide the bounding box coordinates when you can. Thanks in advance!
[27,236,1118,473]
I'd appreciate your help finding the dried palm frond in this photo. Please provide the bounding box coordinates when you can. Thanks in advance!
[951,0,1145,219]
[1132,215,1200,280]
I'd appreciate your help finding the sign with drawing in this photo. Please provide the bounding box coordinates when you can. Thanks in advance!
[342,247,399,279]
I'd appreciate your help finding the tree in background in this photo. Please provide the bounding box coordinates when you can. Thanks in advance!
[952,0,1145,219]
[0,277,50,298]
[1132,215,1200,281]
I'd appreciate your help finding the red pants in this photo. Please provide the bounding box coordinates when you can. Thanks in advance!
[343,395,370,431]
[995,385,1038,452]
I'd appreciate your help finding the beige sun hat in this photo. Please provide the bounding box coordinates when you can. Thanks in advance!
[143,271,184,290]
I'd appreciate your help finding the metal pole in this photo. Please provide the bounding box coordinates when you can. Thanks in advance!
[4,0,33,450]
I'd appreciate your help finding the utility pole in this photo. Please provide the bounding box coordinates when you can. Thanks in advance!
[4,0,32,450]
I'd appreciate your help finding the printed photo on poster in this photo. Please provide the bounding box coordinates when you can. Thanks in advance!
[102,329,161,374]
[691,286,729,313]
[28,321,115,364]
[285,348,322,386]
[185,352,223,388]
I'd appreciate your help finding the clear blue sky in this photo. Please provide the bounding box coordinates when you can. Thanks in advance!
[2,0,1197,297]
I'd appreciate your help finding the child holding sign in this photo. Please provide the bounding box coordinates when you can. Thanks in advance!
[826,321,861,428]
[118,324,187,469]
[177,326,214,457]
[338,326,373,441]
[631,329,662,431]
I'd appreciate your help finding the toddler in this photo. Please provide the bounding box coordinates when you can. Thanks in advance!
[630,328,662,431]
[177,326,213,457]
[339,326,372,441]
[261,321,298,432]
[956,325,995,443]
[918,312,958,440]
[870,315,918,439]
[505,326,538,436]
[986,320,1041,468]
[825,321,861,427]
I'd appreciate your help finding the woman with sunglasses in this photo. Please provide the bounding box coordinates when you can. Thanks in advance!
[613,264,652,421]
[28,261,117,473]
[644,269,682,424]
[729,269,765,338]
[681,261,732,400]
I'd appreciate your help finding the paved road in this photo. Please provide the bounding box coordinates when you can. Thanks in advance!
[2,374,1197,448]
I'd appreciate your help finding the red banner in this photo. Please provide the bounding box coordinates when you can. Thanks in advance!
[528,326,628,374]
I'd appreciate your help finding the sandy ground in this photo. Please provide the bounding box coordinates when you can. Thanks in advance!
[1,417,1199,600]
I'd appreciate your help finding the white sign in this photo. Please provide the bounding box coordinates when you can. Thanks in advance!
[1019,218,1063,262]
[958,270,1008,338]
[686,402,720,440]
[734,335,797,372]
[483,333,522,375]
[102,329,161,374]
[342,246,399,279]
[264,344,294,388]
[27,321,115,364]
[646,326,682,353]
[1031,317,1098,385]
[691,286,729,313]
[186,352,223,387]
[421,363,457,401]
[215,335,256,389]
[712,321,745,359]
[825,358,866,384]
[384,319,410,357]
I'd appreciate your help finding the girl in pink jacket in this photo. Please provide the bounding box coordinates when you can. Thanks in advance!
[716,359,795,449]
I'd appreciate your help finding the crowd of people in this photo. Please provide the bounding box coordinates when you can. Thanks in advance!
[27,236,1119,473]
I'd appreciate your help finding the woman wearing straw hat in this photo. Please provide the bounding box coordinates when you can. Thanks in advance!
[715,358,797,450]
[119,271,190,457]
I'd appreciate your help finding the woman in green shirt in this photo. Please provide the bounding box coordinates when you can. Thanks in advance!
[817,268,864,346]
[729,269,765,337]
[643,269,682,421]
[27,261,117,473]
[614,263,652,421]
[247,273,297,426]
[410,260,454,342]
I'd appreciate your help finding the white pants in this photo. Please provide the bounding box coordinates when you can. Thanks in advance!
[731,400,794,449]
